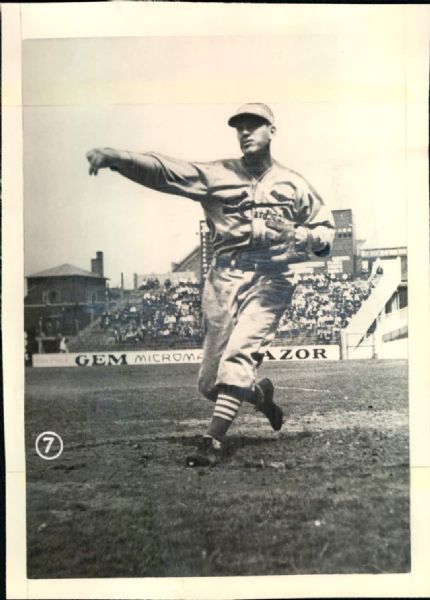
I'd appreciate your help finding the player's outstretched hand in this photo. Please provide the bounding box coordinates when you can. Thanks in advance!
[86,147,121,176]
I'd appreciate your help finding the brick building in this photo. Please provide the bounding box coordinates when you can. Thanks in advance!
[25,252,108,351]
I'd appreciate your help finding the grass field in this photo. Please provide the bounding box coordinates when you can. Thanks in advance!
[25,359,410,578]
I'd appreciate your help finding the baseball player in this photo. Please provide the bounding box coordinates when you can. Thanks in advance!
[86,103,335,467]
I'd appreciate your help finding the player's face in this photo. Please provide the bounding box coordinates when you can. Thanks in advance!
[235,117,276,156]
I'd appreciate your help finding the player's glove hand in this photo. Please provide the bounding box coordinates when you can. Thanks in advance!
[86,147,123,176]
[265,219,308,251]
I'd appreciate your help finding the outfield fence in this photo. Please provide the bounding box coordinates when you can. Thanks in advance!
[32,344,341,368]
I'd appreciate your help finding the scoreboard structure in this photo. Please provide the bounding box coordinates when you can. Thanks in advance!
[326,209,356,276]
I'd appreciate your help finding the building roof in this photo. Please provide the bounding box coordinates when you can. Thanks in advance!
[172,246,200,272]
[27,263,107,279]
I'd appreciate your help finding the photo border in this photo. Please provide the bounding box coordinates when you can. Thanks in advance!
[3,4,429,598]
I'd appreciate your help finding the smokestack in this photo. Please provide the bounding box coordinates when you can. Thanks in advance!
[96,251,104,277]
[121,272,124,290]
[91,251,104,277]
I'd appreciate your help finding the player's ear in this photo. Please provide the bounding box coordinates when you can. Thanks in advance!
[269,125,277,139]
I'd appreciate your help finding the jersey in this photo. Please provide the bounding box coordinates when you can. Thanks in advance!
[115,151,335,267]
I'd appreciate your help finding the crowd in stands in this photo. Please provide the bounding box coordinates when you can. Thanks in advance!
[101,276,203,345]
[277,272,375,344]
[99,271,377,348]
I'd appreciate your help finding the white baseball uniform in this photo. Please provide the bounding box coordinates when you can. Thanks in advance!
[112,152,335,400]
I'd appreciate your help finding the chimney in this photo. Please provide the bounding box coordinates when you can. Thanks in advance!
[121,272,124,290]
[91,251,104,277]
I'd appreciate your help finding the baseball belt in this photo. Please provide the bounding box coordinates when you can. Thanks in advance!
[213,254,287,273]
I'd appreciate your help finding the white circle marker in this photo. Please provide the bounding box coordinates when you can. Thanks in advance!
[35,431,64,460]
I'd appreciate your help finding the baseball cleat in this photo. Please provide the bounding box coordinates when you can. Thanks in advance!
[186,435,222,467]
[256,377,284,431]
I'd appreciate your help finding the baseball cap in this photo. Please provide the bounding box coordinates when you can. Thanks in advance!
[228,103,274,128]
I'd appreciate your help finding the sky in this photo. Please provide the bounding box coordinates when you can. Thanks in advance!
[23,24,408,288]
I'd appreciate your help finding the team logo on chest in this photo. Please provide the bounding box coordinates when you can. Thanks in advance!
[220,190,253,218]
[250,183,297,222]
[269,182,296,206]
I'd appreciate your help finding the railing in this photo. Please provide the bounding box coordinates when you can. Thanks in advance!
[70,336,204,352]
[66,330,341,353]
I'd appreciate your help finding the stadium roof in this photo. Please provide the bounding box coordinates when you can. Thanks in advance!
[172,246,200,272]
[27,263,107,279]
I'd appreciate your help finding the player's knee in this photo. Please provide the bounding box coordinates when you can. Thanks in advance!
[198,378,217,401]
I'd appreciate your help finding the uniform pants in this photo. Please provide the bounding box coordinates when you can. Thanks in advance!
[198,266,296,401]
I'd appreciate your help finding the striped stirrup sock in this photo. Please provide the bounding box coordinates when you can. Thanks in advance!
[213,392,242,422]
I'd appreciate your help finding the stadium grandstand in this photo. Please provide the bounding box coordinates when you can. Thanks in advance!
[25,209,408,361]
[64,269,380,354]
